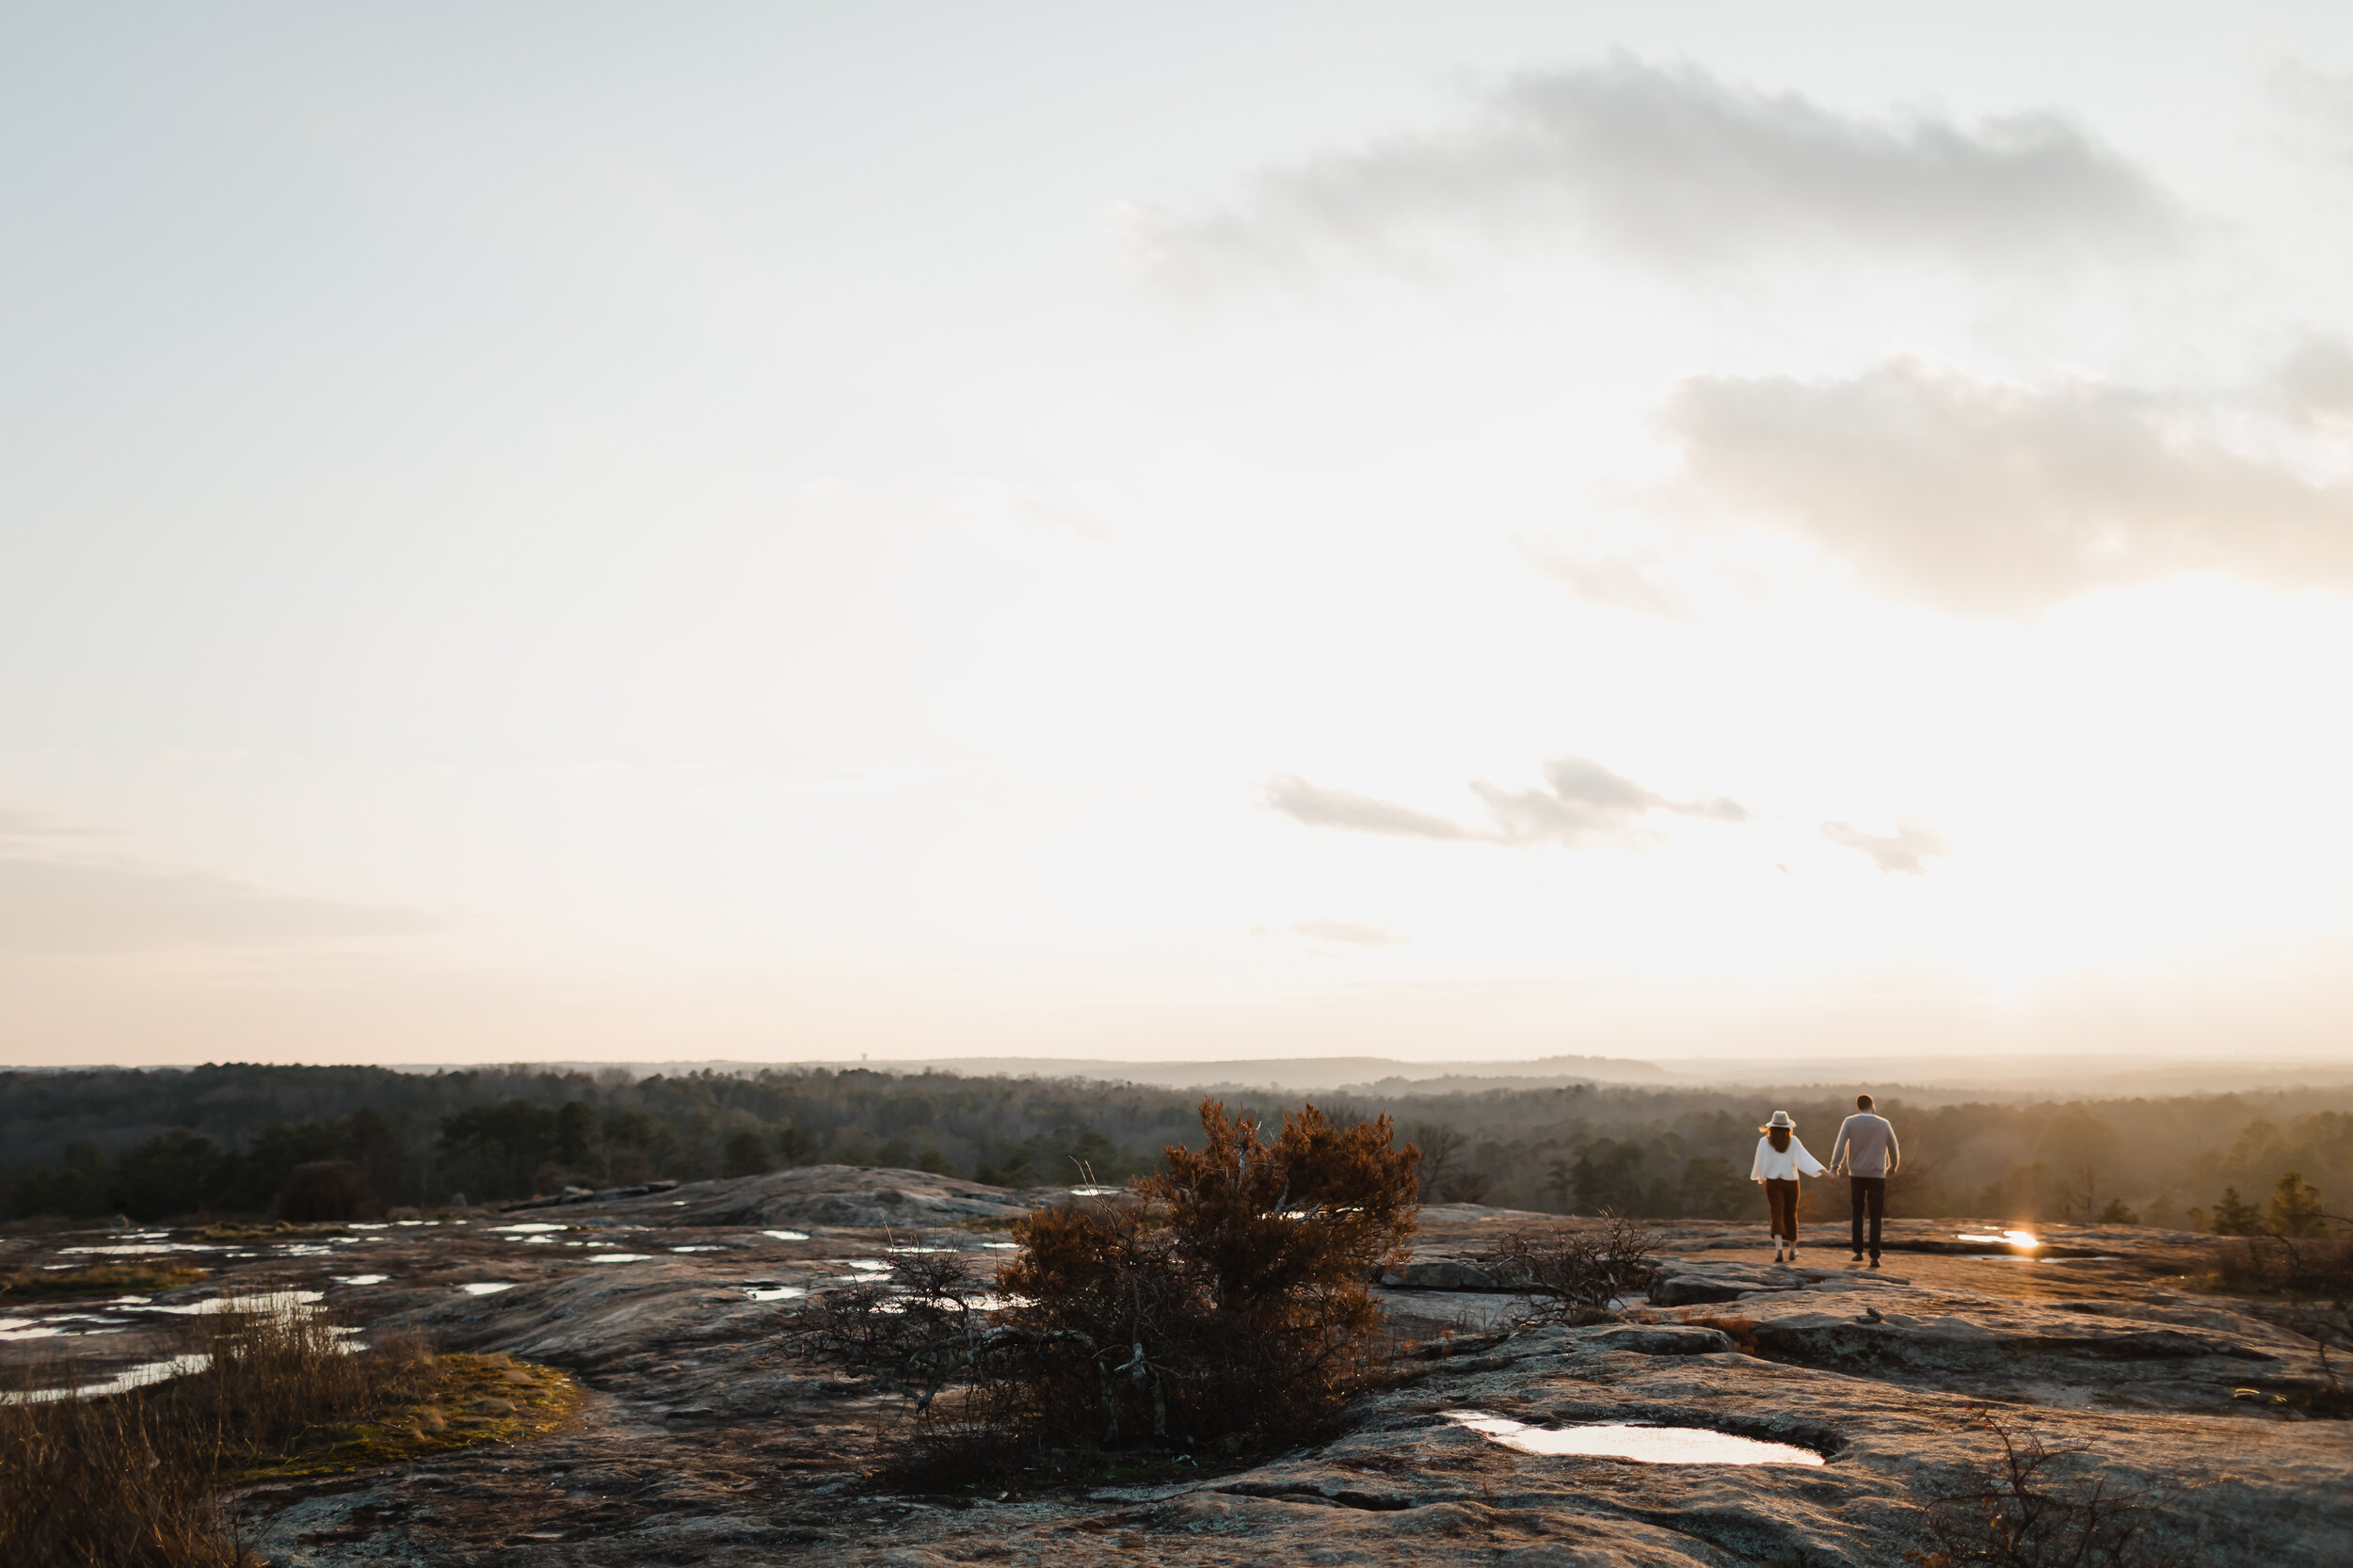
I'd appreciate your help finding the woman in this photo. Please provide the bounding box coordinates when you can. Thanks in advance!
[1751,1111,1828,1264]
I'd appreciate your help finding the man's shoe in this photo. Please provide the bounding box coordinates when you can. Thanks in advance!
[1850,1252,1865,1263]
[1868,1256,1882,1269]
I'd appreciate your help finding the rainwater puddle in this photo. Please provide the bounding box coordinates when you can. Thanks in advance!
[744,1285,808,1302]
[1,1317,132,1341]
[1956,1231,2040,1248]
[975,1241,1018,1250]
[2,1354,212,1404]
[1067,1186,1123,1197]
[332,1274,390,1287]
[672,1245,727,1253]
[1441,1412,1824,1466]
[497,1223,568,1235]
[762,1230,810,1241]
[150,1290,325,1317]
[59,1242,228,1256]
[459,1282,518,1295]
[585,1254,654,1264]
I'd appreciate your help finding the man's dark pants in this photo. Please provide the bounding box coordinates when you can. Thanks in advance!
[1849,1176,1887,1260]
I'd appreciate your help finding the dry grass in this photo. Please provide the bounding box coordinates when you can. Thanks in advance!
[0,1289,580,1567]
[0,1262,212,1302]
[1684,1313,1762,1354]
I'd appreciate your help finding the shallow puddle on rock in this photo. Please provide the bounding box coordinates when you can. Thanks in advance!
[744,1285,808,1302]
[496,1223,569,1234]
[671,1245,727,1253]
[458,1282,519,1295]
[585,1253,654,1263]
[1956,1230,2040,1248]
[1,1353,212,1404]
[151,1289,326,1317]
[332,1274,390,1287]
[1441,1411,1824,1466]
[762,1229,811,1241]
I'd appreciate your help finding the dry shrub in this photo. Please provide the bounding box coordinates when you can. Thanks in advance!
[1905,1406,2184,1568]
[0,1376,232,1568]
[800,1099,1419,1478]
[1485,1213,1658,1324]
[0,1290,437,1568]
[2215,1231,2353,1299]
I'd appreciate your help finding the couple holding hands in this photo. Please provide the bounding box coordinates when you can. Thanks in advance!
[1749,1095,1900,1267]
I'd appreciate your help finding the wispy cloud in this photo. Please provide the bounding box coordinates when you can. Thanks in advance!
[1820,820,1950,874]
[1515,537,1692,618]
[1264,776,1476,840]
[1657,353,2353,615]
[1287,919,1407,947]
[0,811,440,954]
[1268,756,1743,848]
[1128,53,2174,288]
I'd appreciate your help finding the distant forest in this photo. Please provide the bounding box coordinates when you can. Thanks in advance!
[2,1063,2346,1233]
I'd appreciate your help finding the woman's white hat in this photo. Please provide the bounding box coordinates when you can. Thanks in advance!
[1766,1110,1796,1128]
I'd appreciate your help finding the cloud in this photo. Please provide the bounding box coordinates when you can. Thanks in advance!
[1820,820,1950,874]
[1657,356,2353,615]
[0,812,440,954]
[1515,538,1692,617]
[1288,919,1407,947]
[2273,63,2353,163]
[1268,756,1743,848]
[2274,336,2353,426]
[1128,53,2173,285]
[1265,776,1477,840]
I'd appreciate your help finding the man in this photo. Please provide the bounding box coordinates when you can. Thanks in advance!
[1829,1094,1900,1267]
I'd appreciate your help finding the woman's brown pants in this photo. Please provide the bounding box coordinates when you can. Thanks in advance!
[1765,1178,1800,1244]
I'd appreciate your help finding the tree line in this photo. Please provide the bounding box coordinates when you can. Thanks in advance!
[1,1063,2345,1230]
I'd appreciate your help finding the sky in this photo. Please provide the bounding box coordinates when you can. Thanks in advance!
[8,2,2353,1068]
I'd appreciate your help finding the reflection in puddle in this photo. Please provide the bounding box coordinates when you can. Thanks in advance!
[744,1285,808,1302]
[585,1254,653,1264]
[151,1290,325,1317]
[458,1282,519,1295]
[497,1223,569,1234]
[976,1241,1018,1250]
[0,1316,133,1341]
[59,1242,228,1256]
[1067,1186,1123,1197]
[1956,1230,2040,1248]
[1,1354,212,1405]
[1441,1412,1823,1466]
[332,1274,390,1287]
[762,1230,810,1241]
[672,1245,726,1253]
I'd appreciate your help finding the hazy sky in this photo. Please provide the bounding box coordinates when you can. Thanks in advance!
[8,3,2353,1067]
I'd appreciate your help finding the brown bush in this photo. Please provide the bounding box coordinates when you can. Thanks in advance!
[272,1160,379,1223]
[2215,1231,2353,1299]
[797,1099,1419,1476]
[1485,1213,1658,1324]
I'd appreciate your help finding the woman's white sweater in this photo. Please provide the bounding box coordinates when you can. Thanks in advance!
[1751,1135,1829,1182]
